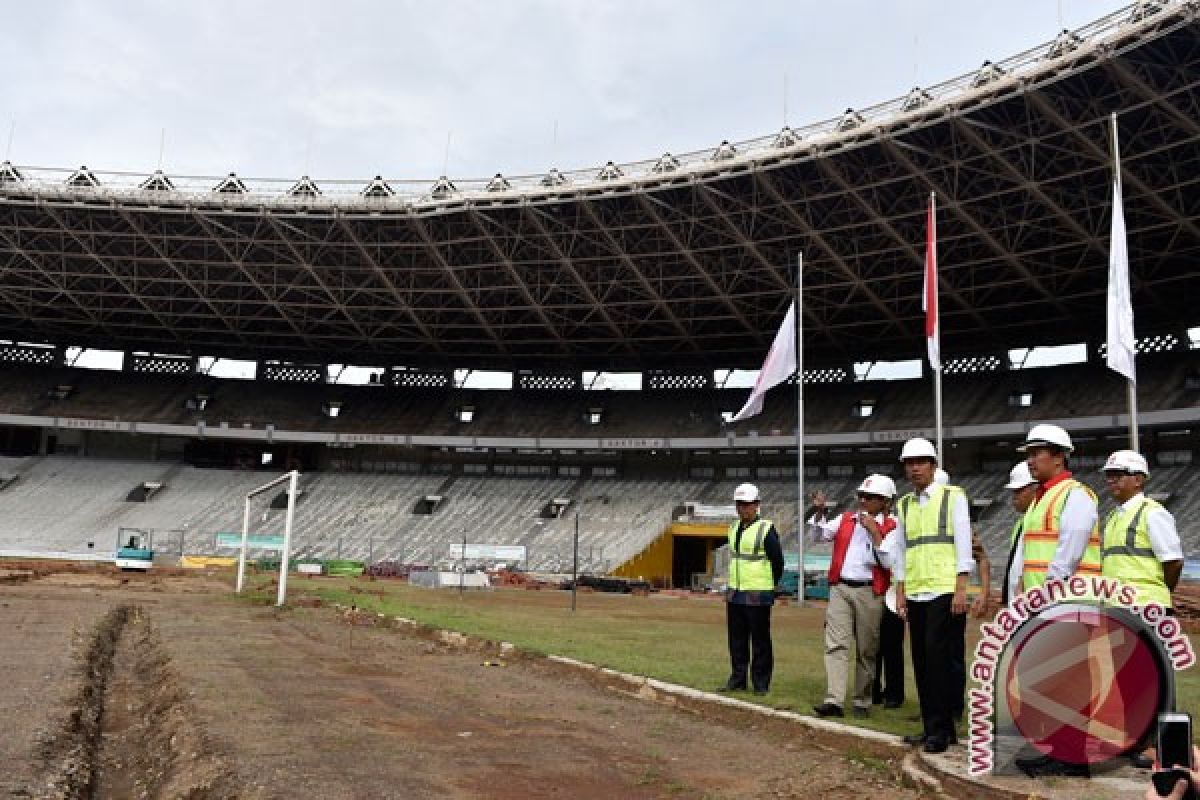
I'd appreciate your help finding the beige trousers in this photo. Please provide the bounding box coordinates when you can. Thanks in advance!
[823,582,884,709]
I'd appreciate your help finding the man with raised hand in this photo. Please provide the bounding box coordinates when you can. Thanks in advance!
[809,474,898,720]
[892,438,974,754]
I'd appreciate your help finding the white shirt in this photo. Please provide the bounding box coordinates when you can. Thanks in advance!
[807,511,890,582]
[1005,478,1100,604]
[891,485,975,600]
[876,527,901,571]
[1109,492,1184,561]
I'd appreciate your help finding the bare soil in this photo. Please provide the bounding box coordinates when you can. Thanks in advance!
[0,568,931,800]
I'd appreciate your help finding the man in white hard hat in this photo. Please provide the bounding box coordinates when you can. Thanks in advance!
[718,483,785,696]
[1101,450,1183,612]
[1016,423,1102,593]
[892,437,974,754]
[1102,449,1186,772]
[808,474,898,719]
[999,462,1040,607]
[1013,424,1103,776]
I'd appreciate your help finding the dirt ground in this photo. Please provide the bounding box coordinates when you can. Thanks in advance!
[0,567,931,800]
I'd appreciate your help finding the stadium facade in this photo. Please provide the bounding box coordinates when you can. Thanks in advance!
[0,1,1197,584]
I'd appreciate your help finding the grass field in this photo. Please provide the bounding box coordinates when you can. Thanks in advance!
[244,575,1200,741]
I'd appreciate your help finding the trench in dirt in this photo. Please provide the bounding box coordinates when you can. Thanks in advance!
[34,604,240,800]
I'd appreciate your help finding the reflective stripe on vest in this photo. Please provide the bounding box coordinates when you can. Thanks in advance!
[898,485,960,596]
[1021,479,1102,590]
[1102,498,1172,608]
[728,518,775,592]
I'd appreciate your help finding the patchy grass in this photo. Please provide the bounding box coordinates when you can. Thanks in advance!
[239,574,1200,740]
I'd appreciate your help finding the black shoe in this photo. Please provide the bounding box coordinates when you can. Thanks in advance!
[812,702,844,718]
[871,695,884,706]
[883,699,903,709]
[923,737,949,754]
[752,688,768,696]
[852,706,869,719]
[1129,752,1153,770]
[903,733,927,746]
[716,681,746,693]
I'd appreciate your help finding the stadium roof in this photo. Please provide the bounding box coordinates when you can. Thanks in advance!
[0,0,1197,370]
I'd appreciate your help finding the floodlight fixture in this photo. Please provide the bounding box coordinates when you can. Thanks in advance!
[213,172,247,194]
[139,170,175,191]
[66,166,99,188]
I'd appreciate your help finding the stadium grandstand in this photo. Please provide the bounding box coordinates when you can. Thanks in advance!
[0,0,1197,589]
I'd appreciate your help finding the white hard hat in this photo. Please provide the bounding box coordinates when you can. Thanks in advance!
[1018,423,1074,454]
[1103,450,1149,476]
[856,474,897,499]
[1004,462,1037,490]
[899,437,938,462]
[933,469,950,486]
[733,482,760,503]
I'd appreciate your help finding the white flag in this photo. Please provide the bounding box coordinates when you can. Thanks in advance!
[1106,177,1137,384]
[731,302,796,422]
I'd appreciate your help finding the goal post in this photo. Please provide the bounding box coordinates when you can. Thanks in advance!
[235,469,300,607]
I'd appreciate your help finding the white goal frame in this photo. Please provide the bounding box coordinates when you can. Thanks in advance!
[234,469,300,607]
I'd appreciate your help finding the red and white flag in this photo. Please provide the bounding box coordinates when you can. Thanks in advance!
[731,302,796,422]
[923,197,941,371]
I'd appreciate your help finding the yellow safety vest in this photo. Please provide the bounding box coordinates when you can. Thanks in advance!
[727,518,776,592]
[1102,497,1173,608]
[898,484,964,596]
[1021,478,1102,591]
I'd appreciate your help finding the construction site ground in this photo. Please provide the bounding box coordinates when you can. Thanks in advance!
[0,562,1187,799]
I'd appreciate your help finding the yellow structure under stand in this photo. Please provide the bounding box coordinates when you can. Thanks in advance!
[613,521,728,589]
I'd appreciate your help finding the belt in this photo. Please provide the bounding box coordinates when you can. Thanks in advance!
[838,579,873,588]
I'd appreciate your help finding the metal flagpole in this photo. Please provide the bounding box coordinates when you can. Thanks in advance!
[571,512,579,613]
[931,192,944,459]
[1112,113,1139,450]
[794,253,805,606]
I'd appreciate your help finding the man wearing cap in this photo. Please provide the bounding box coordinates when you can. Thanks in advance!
[1101,450,1183,612]
[719,483,785,696]
[1000,462,1040,606]
[892,437,974,754]
[809,474,898,719]
[1016,423,1102,593]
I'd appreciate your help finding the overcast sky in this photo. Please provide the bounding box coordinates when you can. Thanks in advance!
[1,0,1132,182]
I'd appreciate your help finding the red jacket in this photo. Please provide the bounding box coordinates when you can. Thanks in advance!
[828,511,896,596]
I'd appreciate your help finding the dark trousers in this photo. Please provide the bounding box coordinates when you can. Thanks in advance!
[726,601,773,691]
[949,621,966,720]
[908,594,966,742]
[872,606,906,704]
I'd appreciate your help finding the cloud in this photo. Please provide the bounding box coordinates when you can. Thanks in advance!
[0,0,1130,179]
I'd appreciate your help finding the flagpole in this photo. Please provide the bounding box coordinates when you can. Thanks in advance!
[1112,112,1139,450]
[930,192,944,459]
[794,252,805,607]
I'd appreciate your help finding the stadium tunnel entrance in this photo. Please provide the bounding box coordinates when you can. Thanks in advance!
[613,522,726,589]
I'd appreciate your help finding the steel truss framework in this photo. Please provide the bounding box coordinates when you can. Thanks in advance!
[0,4,1198,371]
